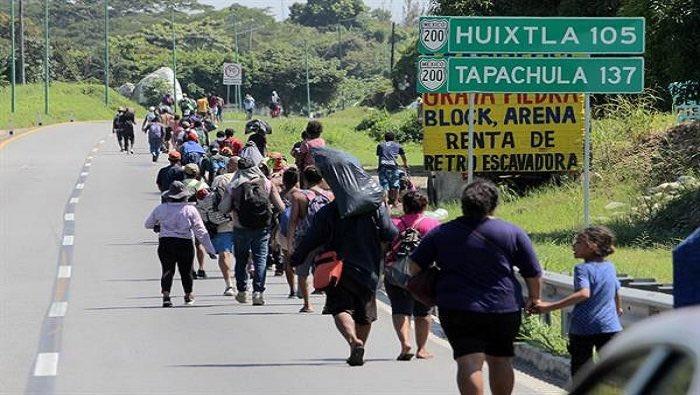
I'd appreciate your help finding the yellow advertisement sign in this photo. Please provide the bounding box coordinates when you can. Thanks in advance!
[422,93,584,172]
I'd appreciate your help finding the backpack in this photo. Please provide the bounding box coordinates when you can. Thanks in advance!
[294,189,331,245]
[210,155,228,177]
[385,216,426,289]
[182,149,204,166]
[236,179,272,229]
[197,186,231,235]
[147,123,164,140]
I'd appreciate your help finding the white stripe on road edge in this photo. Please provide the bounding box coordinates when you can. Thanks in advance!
[48,302,68,318]
[80,172,89,177]
[92,148,98,153]
[75,183,85,190]
[69,198,79,204]
[57,266,72,278]
[84,163,92,167]
[64,213,75,221]
[87,156,94,160]
[33,353,59,376]
[62,236,74,246]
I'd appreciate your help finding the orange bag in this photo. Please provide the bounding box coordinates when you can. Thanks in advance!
[313,251,343,291]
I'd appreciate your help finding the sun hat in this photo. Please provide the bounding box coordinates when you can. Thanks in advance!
[168,151,181,161]
[184,163,199,176]
[161,181,190,201]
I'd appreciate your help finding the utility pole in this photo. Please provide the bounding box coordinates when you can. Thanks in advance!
[10,0,16,113]
[305,41,311,117]
[171,7,177,113]
[233,13,240,110]
[390,22,396,74]
[104,0,109,106]
[44,0,49,115]
[19,0,25,84]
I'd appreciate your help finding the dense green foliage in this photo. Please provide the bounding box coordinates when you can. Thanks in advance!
[0,1,413,113]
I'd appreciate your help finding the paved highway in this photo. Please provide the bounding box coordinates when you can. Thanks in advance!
[0,122,563,394]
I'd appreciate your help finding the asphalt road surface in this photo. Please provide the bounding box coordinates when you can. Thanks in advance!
[0,122,564,394]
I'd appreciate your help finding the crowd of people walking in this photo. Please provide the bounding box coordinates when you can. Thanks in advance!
[129,102,624,394]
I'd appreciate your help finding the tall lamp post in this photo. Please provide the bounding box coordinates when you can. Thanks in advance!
[104,0,109,106]
[10,0,16,113]
[44,0,49,115]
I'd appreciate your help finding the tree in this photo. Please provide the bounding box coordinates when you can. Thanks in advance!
[289,0,367,28]
[402,0,423,27]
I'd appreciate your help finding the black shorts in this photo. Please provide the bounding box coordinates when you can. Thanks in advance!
[324,274,377,325]
[384,280,430,317]
[439,309,521,359]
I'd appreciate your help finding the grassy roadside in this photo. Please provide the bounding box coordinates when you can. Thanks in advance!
[218,108,423,167]
[0,82,146,130]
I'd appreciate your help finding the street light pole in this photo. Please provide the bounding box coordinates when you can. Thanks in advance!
[10,0,16,113]
[44,0,49,115]
[104,0,109,106]
[305,41,311,117]
[233,13,241,110]
[171,7,177,113]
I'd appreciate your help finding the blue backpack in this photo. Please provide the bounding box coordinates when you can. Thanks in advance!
[183,149,204,166]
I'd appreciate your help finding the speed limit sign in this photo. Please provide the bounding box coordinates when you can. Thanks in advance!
[223,63,242,85]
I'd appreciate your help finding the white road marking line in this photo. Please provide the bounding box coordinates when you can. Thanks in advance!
[87,156,94,160]
[62,236,74,246]
[58,266,72,278]
[84,163,92,167]
[69,197,79,204]
[92,148,98,152]
[64,213,75,221]
[80,172,89,177]
[33,353,59,376]
[75,183,85,190]
[48,302,68,318]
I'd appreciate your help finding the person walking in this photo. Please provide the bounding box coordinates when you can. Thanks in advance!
[146,117,165,162]
[207,158,240,296]
[534,226,622,378]
[122,107,137,154]
[201,146,229,186]
[243,94,256,120]
[219,158,285,306]
[377,131,408,206]
[409,179,542,395]
[290,160,398,366]
[144,181,217,307]
[385,191,440,361]
[113,107,126,151]
[222,128,244,156]
[296,121,325,186]
[287,166,334,313]
[277,167,300,298]
[156,151,185,193]
[183,163,210,279]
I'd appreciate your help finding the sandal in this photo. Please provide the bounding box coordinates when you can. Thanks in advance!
[299,306,314,313]
[347,346,365,366]
[397,353,415,361]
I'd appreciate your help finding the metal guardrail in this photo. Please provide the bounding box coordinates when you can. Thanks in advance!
[521,271,674,335]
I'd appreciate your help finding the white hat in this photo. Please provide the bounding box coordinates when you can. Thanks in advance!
[149,106,155,111]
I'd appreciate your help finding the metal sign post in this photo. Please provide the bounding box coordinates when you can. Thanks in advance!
[583,94,592,226]
[467,93,475,184]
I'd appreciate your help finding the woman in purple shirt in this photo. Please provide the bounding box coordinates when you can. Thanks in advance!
[145,181,216,307]
[410,179,542,395]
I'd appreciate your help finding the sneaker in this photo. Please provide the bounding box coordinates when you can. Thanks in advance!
[197,269,207,279]
[130,149,134,154]
[252,292,265,306]
[223,287,235,296]
[235,291,248,304]
[162,296,172,308]
[288,291,296,299]
[184,296,195,306]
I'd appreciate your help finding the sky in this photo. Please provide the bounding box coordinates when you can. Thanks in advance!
[198,0,429,23]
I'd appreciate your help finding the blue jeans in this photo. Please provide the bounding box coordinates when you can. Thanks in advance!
[233,227,270,293]
[149,138,162,158]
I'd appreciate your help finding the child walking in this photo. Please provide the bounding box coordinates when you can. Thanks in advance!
[145,181,217,307]
[534,226,623,377]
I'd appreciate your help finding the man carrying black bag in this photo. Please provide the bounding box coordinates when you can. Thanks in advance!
[290,147,398,367]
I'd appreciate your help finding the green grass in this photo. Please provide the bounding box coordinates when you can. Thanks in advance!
[217,107,423,167]
[1,82,146,130]
[440,181,675,282]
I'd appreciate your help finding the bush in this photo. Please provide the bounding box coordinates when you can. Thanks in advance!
[355,109,422,143]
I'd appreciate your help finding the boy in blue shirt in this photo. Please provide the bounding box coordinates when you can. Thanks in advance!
[534,226,623,377]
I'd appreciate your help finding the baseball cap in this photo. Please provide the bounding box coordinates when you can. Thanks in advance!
[168,151,181,161]
[184,163,199,176]
[221,147,233,157]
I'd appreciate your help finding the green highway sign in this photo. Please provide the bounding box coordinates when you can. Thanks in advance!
[417,56,644,93]
[419,17,645,55]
